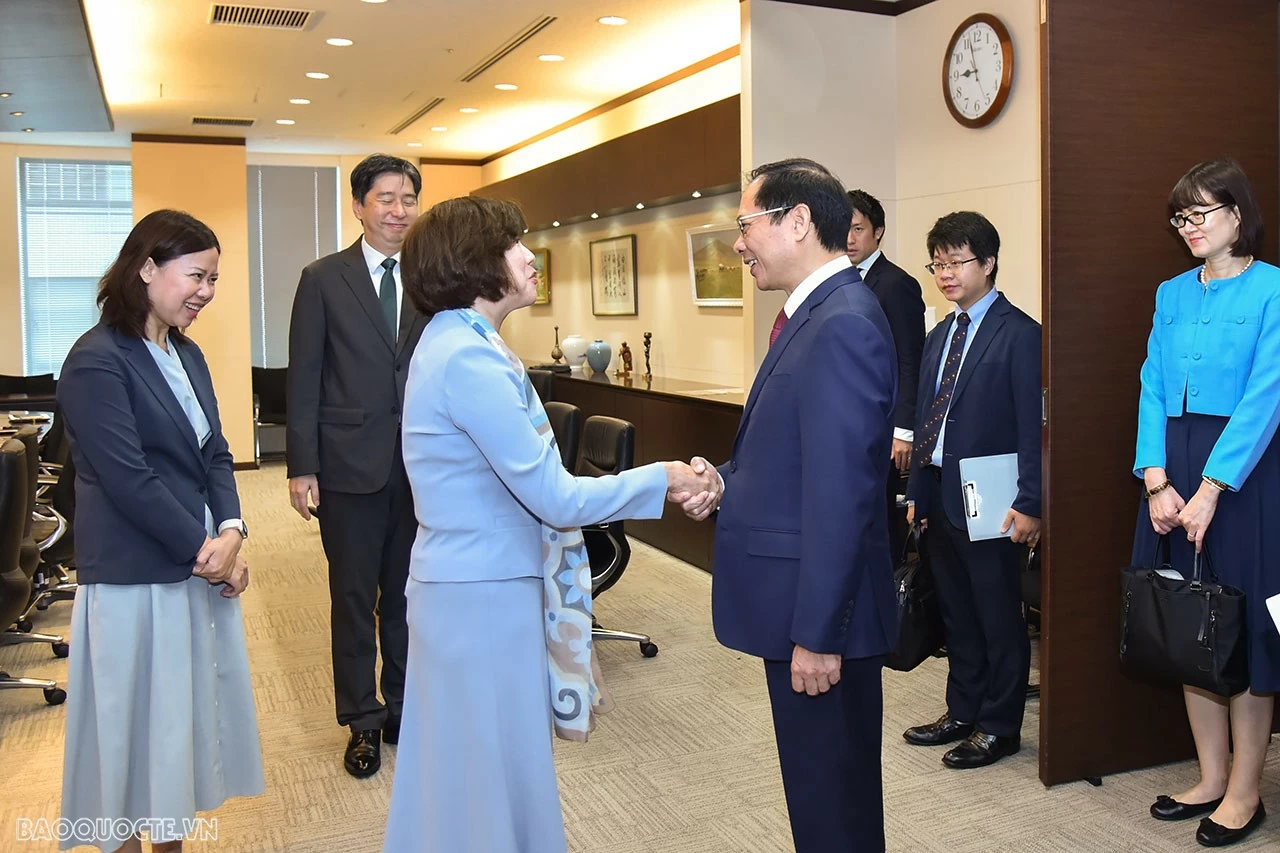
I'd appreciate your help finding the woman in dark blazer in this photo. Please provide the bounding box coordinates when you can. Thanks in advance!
[57,210,263,853]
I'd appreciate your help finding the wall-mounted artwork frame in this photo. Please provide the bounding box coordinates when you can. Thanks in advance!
[589,234,638,316]
[686,224,744,307]
[531,247,551,305]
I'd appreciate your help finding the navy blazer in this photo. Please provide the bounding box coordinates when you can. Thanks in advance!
[57,322,240,585]
[711,266,899,661]
[904,292,1042,530]
[862,254,926,433]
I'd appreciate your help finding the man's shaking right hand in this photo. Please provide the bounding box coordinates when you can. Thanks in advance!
[289,474,320,521]
[665,456,722,521]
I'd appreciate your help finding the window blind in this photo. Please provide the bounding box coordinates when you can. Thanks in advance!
[18,159,132,377]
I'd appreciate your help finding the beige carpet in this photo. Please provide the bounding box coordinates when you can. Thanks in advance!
[1,462,1278,851]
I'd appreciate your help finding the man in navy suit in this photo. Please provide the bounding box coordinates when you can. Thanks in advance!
[846,189,926,562]
[902,211,1041,769]
[681,159,899,852]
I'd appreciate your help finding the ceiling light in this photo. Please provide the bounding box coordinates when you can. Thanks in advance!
[494,83,518,91]
[0,93,11,99]
[22,127,33,132]
[430,126,447,132]
[360,0,388,3]
[635,202,645,210]
[590,212,599,219]
[406,142,422,147]
[459,107,479,113]
[9,111,23,117]
[523,228,529,234]
[552,220,560,227]
[306,72,330,79]
[289,98,311,105]
[598,16,628,26]
[538,54,564,62]
[691,190,702,198]
[326,38,354,47]
[275,119,296,125]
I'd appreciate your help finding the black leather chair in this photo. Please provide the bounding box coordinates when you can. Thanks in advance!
[0,372,55,397]
[3,428,68,656]
[527,368,554,403]
[252,366,288,462]
[575,416,658,657]
[18,449,77,630]
[0,438,67,704]
[544,402,581,471]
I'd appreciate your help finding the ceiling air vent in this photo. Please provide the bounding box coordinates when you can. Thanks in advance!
[459,16,556,83]
[209,4,314,30]
[387,97,445,136]
[192,115,256,127]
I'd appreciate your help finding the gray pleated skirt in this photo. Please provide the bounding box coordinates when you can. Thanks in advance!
[59,576,265,851]
[383,575,568,853]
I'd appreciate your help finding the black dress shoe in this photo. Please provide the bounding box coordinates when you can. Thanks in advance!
[1151,794,1224,821]
[382,715,401,746]
[1196,802,1266,847]
[942,731,1020,769]
[903,713,974,746]
[344,729,381,778]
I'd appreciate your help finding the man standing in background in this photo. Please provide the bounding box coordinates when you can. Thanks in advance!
[846,189,926,563]
[286,154,427,779]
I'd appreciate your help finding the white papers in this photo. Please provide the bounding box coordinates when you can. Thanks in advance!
[1267,593,1280,635]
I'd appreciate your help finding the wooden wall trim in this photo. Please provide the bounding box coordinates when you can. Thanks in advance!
[767,0,941,15]
[417,157,485,167]
[482,45,740,166]
[131,133,246,147]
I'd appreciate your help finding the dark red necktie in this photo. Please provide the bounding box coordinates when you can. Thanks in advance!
[912,312,972,468]
[769,308,788,348]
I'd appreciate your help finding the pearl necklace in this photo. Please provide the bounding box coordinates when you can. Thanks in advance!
[1200,255,1254,286]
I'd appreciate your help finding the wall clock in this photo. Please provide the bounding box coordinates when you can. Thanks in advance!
[943,13,1014,128]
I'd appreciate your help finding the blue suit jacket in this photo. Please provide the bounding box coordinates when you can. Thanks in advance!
[711,266,899,661]
[57,322,240,585]
[904,292,1042,530]
[401,310,669,583]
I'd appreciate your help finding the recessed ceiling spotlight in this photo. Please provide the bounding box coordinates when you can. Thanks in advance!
[10,111,24,117]
[406,142,422,147]
[430,126,448,132]
[590,212,599,219]
[22,127,33,132]
[635,202,645,210]
[523,228,529,234]
[494,83,518,91]
[289,98,311,105]
[691,190,702,198]
[598,16,628,26]
[459,107,479,113]
[538,54,564,62]
[552,220,561,227]
[275,119,296,125]
[306,71,330,79]
[326,38,354,47]
[0,93,11,98]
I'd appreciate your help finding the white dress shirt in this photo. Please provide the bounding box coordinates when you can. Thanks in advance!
[782,255,853,318]
[361,236,403,324]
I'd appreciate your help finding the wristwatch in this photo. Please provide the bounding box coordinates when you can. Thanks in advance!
[230,519,249,540]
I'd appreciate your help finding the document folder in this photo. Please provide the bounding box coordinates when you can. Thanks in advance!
[957,453,1020,541]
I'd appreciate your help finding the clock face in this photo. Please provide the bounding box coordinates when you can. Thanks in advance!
[944,16,1012,127]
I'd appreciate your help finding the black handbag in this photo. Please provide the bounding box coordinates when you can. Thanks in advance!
[1119,537,1249,697]
[886,525,945,672]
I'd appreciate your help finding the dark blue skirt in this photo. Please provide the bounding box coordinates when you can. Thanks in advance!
[1132,413,1280,693]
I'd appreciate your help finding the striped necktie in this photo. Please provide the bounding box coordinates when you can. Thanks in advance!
[912,312,972,468]
[769,308,788,348]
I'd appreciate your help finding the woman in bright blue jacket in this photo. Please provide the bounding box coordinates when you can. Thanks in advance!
[1135,158,1280,846]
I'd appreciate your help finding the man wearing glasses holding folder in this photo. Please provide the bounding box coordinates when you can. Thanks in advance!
[902,211,1042,770]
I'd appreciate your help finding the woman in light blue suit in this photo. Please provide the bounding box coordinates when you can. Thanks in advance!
[382,197,715,853]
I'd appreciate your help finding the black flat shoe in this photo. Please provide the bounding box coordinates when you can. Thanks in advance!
[1151,794,1224,822]
[1196,802,1265,847]
[903,712,974,746]
[344,729,381,778]
[942,731,1020,769]
[382,715,401,746]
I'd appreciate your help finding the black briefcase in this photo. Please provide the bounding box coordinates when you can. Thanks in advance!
[1119,537,1248,698]
[886,526,945,672]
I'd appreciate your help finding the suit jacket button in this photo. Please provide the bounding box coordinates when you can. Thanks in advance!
[729,460,737,473]
[391,405,400,414]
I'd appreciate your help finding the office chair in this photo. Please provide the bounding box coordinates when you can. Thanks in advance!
[0,440,69,704]
[575,415,658,658]
[527,368,554,403]
[252,366,288,462]
[0,372,55,398]
[544,401,581,471]
[17,449,77,630]
[2,428,68,656]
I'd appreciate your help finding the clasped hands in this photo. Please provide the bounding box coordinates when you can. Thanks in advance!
[1145,467,1218,553]
[664,457,722,521]
[192,530,250,598]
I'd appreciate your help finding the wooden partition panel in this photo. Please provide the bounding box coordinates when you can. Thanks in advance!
[1040,0,1278,785]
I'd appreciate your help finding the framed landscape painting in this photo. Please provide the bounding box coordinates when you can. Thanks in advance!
[531,247,551,305]
[687,225,744,307]
[589,234,638,316]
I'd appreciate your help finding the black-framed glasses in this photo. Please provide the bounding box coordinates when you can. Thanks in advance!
[736,205,794,235]
[1170,203,1229,229]
[925,257,979,275]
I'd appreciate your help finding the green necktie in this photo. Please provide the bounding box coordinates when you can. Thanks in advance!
[379,257,398,340]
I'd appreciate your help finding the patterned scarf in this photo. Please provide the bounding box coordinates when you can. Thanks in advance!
[458,308,613,741]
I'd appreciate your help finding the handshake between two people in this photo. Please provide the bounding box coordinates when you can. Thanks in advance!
[663,457,722,522]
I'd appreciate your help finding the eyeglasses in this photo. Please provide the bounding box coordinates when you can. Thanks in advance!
[736,205,794,235]
[1170,203,1229,229]
[925,257,980,275]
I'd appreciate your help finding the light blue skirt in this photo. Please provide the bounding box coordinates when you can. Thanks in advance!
[60,576,265,850]
[383,576,567,853]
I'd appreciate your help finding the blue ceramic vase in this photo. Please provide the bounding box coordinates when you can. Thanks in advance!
[586,339,612,372]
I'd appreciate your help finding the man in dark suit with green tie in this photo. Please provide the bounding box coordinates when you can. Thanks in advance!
[286,154,428,778]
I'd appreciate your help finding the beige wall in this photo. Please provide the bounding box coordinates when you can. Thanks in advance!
[501,193,746,388]
[0,144,131,375]
[132,141,254,465]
